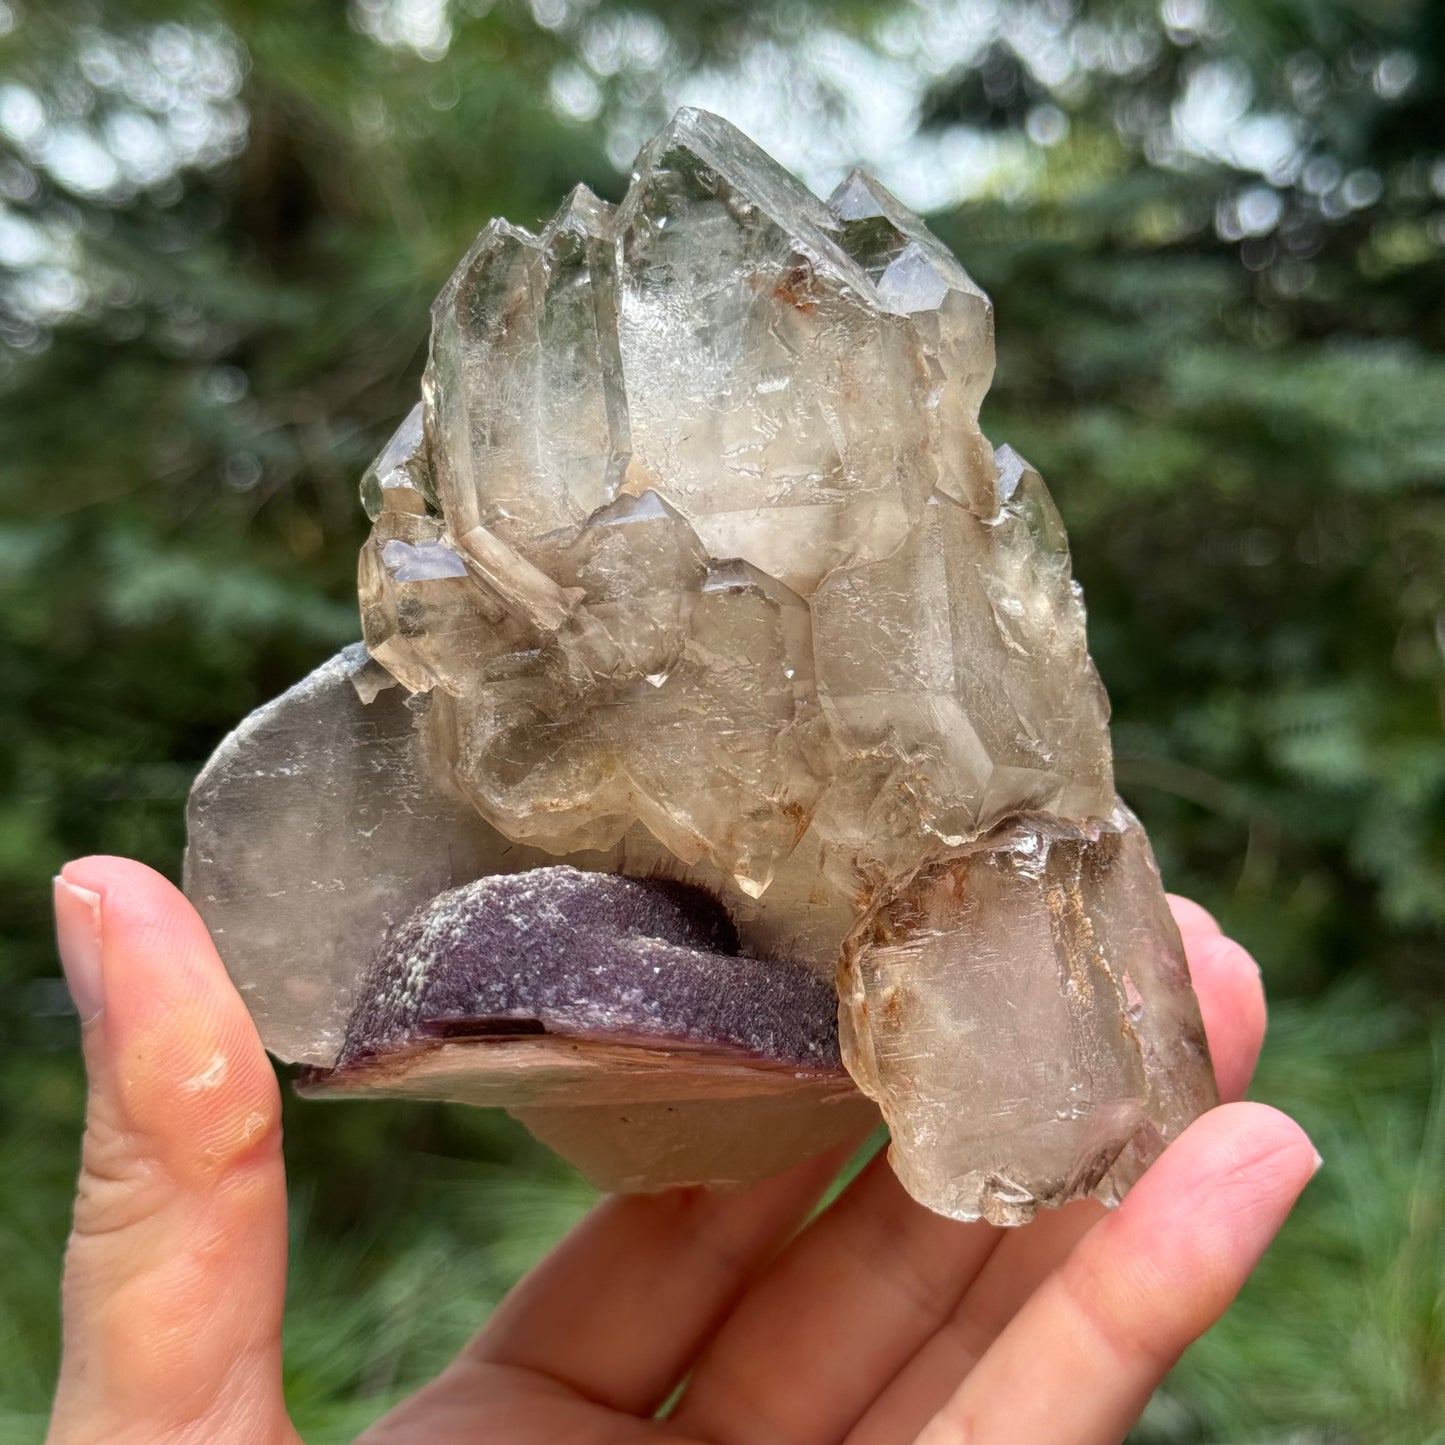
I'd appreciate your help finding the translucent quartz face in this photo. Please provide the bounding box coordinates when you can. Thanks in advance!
[185,108,1217,1221]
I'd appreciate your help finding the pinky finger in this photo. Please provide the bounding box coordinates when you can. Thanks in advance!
[911,1104,1318,1445]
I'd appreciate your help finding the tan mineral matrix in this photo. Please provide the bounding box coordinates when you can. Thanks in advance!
[185,108,1216,1222]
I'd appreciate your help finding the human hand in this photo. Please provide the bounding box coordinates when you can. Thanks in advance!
[48,856,1316,1445]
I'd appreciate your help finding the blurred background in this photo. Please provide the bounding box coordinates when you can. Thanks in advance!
[2,0,1442,1440]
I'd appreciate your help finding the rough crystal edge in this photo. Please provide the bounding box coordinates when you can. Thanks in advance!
[183,644,387,889]
[836,799,1217,1223]
[621,107,881,307]
[827,166,990,306]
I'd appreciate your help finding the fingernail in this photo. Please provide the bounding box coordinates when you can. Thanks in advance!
[54,875,105,1025]
[1311,1149,1325,1176]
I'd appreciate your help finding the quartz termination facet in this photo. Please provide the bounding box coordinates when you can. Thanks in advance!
[364,110,1116,897]
[186,108,1217,1221]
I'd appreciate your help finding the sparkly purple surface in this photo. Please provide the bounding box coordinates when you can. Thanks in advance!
[335,866,841,1071]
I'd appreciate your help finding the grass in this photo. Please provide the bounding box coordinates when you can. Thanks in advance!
[1,982,1439,1445]
[1142,984,1445,1445]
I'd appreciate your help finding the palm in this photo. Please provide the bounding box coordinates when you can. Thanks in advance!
[49,859,1314,1445]
[361,1364,695,1443]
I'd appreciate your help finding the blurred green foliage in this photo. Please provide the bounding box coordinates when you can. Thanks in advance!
[1,0,1441,1440]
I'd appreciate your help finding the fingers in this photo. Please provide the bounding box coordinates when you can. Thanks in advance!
[1167,893,1223,940]
[1185,931,1265,1104]
[909,1104,1317,1445]
[669,1154,999,1445]
[376,1136,862,1429]
[48,857,296,1445]
[667,899,1268,1445]
[1168,893,1265,1104]
[844,908,1270,1444]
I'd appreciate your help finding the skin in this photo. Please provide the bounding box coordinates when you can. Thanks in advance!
[47,855,1317,1445]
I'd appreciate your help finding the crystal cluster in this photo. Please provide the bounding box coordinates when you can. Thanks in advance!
[186,108,1216,1221]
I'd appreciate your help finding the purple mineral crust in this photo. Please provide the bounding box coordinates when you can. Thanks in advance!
[328,867,842,1075]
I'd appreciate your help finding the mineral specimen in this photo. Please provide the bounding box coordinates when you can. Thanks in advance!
[185,107,1217,1221]
[299,868,871,1191]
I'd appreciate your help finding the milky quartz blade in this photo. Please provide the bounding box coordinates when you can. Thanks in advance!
[513,1090,878,1193]
[839,805,1217,1224]
[299,1033,876,1193]
[184,645,605,1066]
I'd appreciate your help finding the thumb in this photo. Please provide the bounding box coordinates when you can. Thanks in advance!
[48,856,298,1445]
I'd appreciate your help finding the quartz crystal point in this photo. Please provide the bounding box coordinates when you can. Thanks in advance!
[185,108,1217,1219]
[839,807,1212,1225]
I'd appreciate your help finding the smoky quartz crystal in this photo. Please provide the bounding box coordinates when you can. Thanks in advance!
[186,108,1216,1221]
